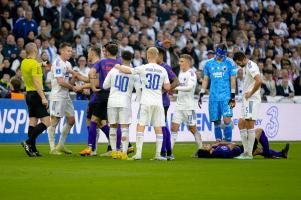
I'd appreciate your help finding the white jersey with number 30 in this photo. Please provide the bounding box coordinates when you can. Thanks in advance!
[49,57,72,101]
[131,63,170,106]
[243,60,261,101]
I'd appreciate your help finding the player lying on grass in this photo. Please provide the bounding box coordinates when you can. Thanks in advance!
[197,128,289,159]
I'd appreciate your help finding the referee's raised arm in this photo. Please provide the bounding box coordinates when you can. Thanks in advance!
[20,42,50,157]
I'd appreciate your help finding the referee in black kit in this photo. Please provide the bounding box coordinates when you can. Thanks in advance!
[20,43,50,157]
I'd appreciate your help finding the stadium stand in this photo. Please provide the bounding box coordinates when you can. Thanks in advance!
[0,0,300,102]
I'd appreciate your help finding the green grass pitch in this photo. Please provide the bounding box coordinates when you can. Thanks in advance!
[0,143,300,200]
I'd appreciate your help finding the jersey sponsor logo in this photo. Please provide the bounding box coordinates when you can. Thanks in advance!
[212,72,223,78]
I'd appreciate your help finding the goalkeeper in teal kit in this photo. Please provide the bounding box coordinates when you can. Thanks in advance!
[198,44,237,141]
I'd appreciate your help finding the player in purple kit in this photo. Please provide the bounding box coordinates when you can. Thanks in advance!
[72,44,119,156]
[157,47,179,159]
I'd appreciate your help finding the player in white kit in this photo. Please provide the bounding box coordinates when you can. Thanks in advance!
[115,47,171,160]
[103,50,141,160]
[233,52,262,160]
[170,54,203,156]
[47,43,81,155]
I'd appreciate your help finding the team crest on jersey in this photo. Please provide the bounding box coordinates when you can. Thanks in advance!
[56,68,61,74]
[222,66,227,71]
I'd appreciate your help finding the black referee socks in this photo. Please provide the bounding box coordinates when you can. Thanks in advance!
[26,123,47,146]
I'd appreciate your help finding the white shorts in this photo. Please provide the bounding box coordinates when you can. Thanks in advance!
[138,105,165,127]
[107,107,132,125]
[50,100,75,118]
[172,109,196,126]
[241,99,260,120]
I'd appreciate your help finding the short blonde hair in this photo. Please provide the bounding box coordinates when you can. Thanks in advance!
[25,43,37,55]
[147,47,159,59]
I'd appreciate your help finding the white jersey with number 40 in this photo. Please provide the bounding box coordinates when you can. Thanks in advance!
[49,57,72,101]
[103,68,141,108]
[243,60,261,101]
[131,63,170,106]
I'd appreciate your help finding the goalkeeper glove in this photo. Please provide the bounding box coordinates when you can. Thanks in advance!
[228,92,236,109]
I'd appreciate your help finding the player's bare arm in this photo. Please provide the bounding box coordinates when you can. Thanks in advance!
[89,68,100,92]
[115,64,133,74]
[245,74,262,100]
[170,77,180,90]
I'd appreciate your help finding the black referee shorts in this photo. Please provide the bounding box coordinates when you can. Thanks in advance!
[25,91,49,118]
[91,91,109,120]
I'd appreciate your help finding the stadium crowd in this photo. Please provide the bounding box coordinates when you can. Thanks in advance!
[0,0,301,101]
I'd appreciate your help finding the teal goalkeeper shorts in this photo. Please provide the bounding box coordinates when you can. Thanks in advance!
[208,100,233,122]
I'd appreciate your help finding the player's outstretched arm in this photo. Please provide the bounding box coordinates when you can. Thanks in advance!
[170,77,180,90]
[115,64,133,74]
[89,68,100,92]
[56,77,77,91]
[163,83,171,91]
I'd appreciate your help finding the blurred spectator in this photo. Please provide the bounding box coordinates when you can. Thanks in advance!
[5,77,25,99]
[33,0,51,24]
[2,34,19,59]
[132,50,145,68]
[13,8,38,39]
[199,50,215,70]
[60,20,74,44]
[277,78,295,98]
[181,39,199,69]
[50,0,72,36]
[0,0,301,100]
[76,6,96,30]
[0,58,15,78]
[0,73,10,89]
[119,36,134,54]
[40,37,56,64]
[74,35,85,58]
[294,69,301,96]
[262,69,277,97]
[11,49,26,72]
[73,56,90,100]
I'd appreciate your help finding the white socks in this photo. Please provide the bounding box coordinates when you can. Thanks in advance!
[58,123,72,147]
[171,131,178,149]
[109,128,117,151]
[240,129,255,156]
[247,129,256,157]
[156,134,163,157]
[47,126,56,151]
[121,128,129,154]
[135,132,144,157]
[240,129,248,154]
[193,132,203,149]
